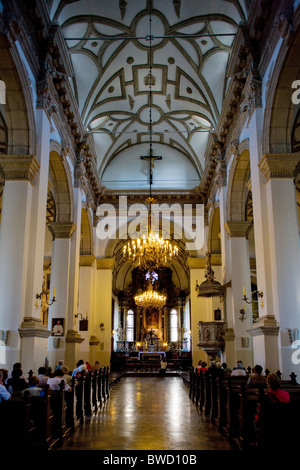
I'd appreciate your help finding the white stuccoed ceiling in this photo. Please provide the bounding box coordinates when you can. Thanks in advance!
[50,0,247,191]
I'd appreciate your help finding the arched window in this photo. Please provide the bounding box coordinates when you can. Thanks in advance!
[126,309,134,342]
[170,308,178,342]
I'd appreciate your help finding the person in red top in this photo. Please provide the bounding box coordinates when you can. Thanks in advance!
[266,373,290,403]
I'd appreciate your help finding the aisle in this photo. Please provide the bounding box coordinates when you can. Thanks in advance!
[58,376,233,451]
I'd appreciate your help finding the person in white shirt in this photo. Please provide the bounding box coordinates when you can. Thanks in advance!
[231,362,247,376]
[47,369,72,392]
[37,366,49,387]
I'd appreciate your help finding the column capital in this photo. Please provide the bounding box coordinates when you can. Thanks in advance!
[96,257,115,270]
[247,315,280,337]
[0,155,40,184]
[224,220,252,238]
[80,254,96,267]
[47,222,76,239]
[65,329,84,344]
[187,254,222,269]
[18,317,52,339]
[259,153,300,182]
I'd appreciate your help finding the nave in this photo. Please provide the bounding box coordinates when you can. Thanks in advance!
[57,376,233,451]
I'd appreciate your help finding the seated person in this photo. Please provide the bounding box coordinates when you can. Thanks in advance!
[266,373,290,403]
[22,376,44,397]
[47,368,72,392]
[61,365,72,386]
[37,366,49,387]
[0,370,10,402]
[247,365,267,386]
[6,362,28,383]
[6,368,28,393]
[231,362,247,376]
[72,360,87,377]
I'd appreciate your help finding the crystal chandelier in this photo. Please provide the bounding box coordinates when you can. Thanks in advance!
[122,9,178,271]
[134,282,167,309]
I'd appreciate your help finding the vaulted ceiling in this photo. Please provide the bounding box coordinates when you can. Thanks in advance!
[50,0,248,191]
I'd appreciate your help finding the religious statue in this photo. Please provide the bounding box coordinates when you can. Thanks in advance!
[116,323,124,340]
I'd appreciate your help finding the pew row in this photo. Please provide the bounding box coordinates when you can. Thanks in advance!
[186,368,300,450]
[0,366,120,450]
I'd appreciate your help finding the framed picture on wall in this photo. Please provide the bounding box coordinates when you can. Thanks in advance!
[214,308,222,321]
[52,318,64,336]
[79,319,88,331]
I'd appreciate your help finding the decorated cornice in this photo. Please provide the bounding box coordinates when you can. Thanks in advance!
[97,190,203,208]
[80,254,96,267]
[187,255,222,269]
[224,220,253,238]
[198,0,282,202]
[1,1,105,207]
[96,258,115,270]
[18,317,52,339]
[259,153,300,182]
[0,154,40,184]
[47,221,76,240]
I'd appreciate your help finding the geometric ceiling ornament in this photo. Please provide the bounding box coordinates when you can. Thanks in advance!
[54,0,247,191]
[94,69,126,107]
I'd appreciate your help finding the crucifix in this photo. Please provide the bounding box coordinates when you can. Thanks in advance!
[140,149,162,195]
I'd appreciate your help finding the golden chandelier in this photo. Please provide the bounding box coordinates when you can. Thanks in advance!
[134,282,167,309]
[123,231,178,271]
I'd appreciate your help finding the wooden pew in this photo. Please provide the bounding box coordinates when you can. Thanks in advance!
[224,376,249,443]
[0,392,36,449]
[256,394,300,449]
[84,371,94,416]
[28,388,54,449]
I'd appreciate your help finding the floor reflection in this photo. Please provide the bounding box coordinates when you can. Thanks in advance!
[58,376,233,451]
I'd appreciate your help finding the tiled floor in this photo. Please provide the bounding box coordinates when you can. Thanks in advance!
[58,376,233,451]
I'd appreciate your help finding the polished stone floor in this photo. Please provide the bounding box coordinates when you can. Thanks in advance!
[58,376,233,451]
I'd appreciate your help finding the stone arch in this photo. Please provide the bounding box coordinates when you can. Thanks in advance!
[208,206,221,254]
[263,14,300,154]
[81,205,94,255]
[49,143,74,223]
[0,34,35,155]
[227,147,251,221]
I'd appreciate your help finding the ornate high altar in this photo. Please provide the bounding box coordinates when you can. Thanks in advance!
[114,265,189,353]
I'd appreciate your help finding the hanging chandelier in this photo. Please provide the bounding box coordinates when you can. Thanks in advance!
[134,282,167,309]
[123,8,178,271]
[123,233,178,271]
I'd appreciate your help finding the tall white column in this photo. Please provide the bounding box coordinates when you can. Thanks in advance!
[78,254,96,362]
[216,163,235,366]
[0,155,40,370]
[46,222,78,369]
[257,154,300,377]
[188,257,210,366]
[94,258,115,366]
[67,187,83,332]
[19,109,53,374]
[224,221,253,368]
[247,106,281,373]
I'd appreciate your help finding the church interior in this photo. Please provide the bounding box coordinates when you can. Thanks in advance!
[1,0,300,453]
